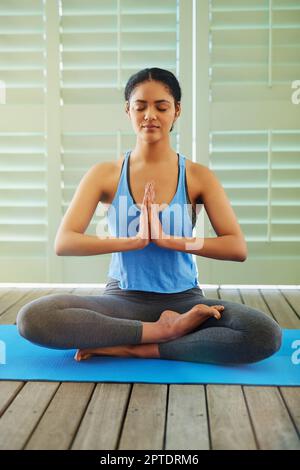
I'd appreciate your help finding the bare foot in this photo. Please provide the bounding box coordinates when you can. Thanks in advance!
[74,344,136,362]
[157,303,225,341]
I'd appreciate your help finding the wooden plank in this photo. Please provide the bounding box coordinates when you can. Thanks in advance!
[279,388,300,435]
[244,386,300,450]
[118,384,167,450]
[0,381,24,417]
[25,382,95,450]
[0,287,78,325]
[0,288,16,296]
[221,289,293,448]
[218,288,243,303]
[0,288,61,325]
[207,384,257,450]
[201,288,219,300]
[0,290,30,319]
[209,289,257,449]
[277,290,300,430]
[259,289,300,328]
[72,383,131,450]
[279,289,300,318]
[0,381,59,450]
[72,287,104,296]
[0,287,95,450]
[239,289,274,319]
[165,384,209,450]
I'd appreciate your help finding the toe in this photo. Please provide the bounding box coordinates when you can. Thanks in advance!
[74,350,81,361]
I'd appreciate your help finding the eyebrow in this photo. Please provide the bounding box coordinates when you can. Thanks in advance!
[134,99,171,104]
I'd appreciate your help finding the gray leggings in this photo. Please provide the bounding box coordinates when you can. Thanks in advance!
[16,277,282,365]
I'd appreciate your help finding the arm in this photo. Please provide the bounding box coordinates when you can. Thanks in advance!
[54,162,143,256]
[156,165,248,262]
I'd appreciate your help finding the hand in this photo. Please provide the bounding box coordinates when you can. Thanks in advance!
[135,182,151,248]
[147,181,167,245]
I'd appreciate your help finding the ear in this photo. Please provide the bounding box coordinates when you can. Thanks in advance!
[175,102,181,119]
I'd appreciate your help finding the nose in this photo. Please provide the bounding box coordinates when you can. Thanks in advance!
[143,107,158,120]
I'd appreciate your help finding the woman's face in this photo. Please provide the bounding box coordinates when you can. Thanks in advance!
[125,80,180,140]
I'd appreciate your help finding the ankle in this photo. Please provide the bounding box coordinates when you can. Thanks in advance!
[141,321,168,343]
[130,343,160,359]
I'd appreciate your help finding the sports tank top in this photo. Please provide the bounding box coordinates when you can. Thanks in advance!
[106,150,201,293]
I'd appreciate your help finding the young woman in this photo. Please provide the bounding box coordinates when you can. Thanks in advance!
[16,68,282,364]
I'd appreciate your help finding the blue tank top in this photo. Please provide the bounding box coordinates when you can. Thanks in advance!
[106,150,200,293]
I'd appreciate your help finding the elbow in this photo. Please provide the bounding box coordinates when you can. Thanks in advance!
[54,231,76,256]
[236,246,248,262]
[234,236,248,262]
[237,252,247,262]
[54,234,66,256]
[54,243,64,256]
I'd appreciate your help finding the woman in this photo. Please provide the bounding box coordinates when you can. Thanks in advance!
[16,68,282,364]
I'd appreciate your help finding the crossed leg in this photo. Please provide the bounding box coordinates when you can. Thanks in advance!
[16,291,282,365]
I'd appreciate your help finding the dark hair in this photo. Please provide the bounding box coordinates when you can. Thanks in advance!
[124,67,181,132]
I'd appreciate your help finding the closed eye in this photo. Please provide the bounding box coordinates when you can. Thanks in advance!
[136,108,167,112]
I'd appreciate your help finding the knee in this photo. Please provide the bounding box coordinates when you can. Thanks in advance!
[16,296,53,345]
[16,301,38,341]
[244,316,283,363]
[261,320,282,358]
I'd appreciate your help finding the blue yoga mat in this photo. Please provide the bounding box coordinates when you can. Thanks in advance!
[0,326,299,385]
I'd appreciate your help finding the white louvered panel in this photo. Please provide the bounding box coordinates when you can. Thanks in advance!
[210,1,269,101]
[273,1,300,84]
[0,0,46,104]
[210,0,300,101]
[211,131,269,242]
[208,0,300,282]
[0,131,47,261]
[0,1,46,276]
[271,131,300,242]
[210,130,300,246]
[60,0,177,104]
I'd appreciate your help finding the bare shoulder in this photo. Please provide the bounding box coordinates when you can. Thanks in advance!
[91,160,118,176]
[185,158,211,201]
[91,155,125,203]
[186,159,208,175]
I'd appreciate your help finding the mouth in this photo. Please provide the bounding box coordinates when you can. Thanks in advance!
[143,126,159,129]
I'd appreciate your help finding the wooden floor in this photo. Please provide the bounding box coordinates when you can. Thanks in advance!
[0,285,299,450]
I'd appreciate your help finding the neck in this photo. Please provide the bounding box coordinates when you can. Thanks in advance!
[130,140,176,165]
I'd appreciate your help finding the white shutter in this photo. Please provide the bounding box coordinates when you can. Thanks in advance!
[205,0,300,283]
[0,0,46,280]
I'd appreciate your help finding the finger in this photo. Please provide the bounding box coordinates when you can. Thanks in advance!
[146,190,150,209]
[211,307,224,320]
[148,189,153,206]
[149,184,154,202]
[148,186,153,201]
[143,184,151,200]
[144,184,150,196]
